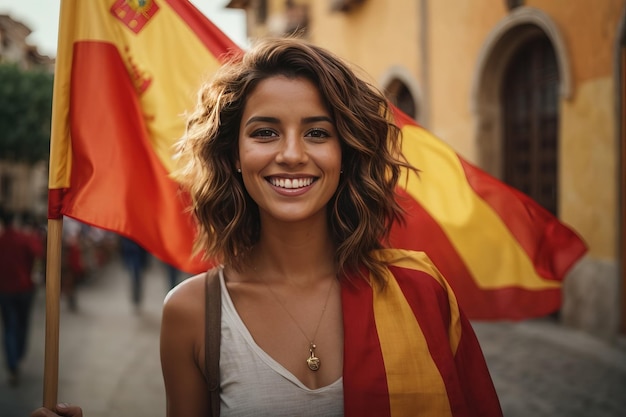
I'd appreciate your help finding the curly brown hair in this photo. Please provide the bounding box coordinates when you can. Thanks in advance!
[174,38,415,286]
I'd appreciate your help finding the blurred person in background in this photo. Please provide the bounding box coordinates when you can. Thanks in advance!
[165,263,192,291]
[20,211,48,286]
[0,208,43,386]
[119,236,150,312]
[164,262,184,290]
[61,217,86,312]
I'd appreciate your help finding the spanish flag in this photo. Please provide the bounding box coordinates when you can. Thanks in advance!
[50,0,586,319]
[49,0,237,272]
[390,110,588,319]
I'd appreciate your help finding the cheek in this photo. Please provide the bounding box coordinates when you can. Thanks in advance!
[238,143,260,170]
[238,147,266,193]
[324,145,343,174]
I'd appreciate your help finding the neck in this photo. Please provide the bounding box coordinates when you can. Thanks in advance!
[252,227,337,286]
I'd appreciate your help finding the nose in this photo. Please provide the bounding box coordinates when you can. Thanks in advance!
[275,131,308,166]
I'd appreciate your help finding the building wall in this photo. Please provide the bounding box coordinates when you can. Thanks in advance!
[234,0,625,339]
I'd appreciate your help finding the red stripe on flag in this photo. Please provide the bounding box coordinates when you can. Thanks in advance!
[48,188,64,220]
[391,265,502,416]
[341,276,391,417]
[451,325,503,416]
[389,188,562,320]
[58,41,210,273]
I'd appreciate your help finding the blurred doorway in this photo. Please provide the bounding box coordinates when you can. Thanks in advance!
[502,35,559,216]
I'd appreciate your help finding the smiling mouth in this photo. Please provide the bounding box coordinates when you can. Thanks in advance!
[268,177,316,189]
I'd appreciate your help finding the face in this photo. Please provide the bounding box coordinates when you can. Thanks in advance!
[236,75,342,226]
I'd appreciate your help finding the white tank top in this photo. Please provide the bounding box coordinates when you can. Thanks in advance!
[218,269,344,416]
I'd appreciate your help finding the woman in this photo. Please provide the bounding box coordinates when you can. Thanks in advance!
[33,38,502,417]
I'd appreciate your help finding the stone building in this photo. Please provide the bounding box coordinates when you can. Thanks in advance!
[226,0,626,340]
[0,14,54,219]
[0,14,54,71]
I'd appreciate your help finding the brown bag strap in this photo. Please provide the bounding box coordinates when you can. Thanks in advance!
[205,267,221,417]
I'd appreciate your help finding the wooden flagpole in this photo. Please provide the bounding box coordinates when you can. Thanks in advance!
[43,217,63,408]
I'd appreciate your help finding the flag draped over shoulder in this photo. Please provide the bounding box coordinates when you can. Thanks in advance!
[50,0,238,272]
[51,0,587,318]
[342,249,502,416]
[389,110,587,319]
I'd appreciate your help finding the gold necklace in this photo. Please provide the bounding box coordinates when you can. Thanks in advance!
[261,275,335,371]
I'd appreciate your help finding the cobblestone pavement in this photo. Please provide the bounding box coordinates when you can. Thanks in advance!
[473,319,626,417]
[1,257,625,417]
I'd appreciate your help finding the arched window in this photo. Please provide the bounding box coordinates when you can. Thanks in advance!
[502,35,559,215]
[386,79,417,120]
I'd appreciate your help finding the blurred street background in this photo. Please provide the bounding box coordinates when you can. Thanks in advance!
[1,1,626,416]
[0,248,625,417]
[0,246,174,417]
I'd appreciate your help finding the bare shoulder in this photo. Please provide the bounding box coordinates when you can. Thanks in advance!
[160,272,213,415]
[161,273,207,330]
[164,273,206,306]
[161,273,209,359]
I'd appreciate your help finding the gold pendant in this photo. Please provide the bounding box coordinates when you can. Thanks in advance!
[307,343,320,371]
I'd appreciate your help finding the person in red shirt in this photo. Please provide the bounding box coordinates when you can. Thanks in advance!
[0,208,44,386]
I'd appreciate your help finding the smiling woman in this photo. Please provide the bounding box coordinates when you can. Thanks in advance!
[30,37,503,417]
[176,38,409,278]
[163,37,502,417]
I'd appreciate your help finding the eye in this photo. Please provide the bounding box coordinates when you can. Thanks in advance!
[305,128,331,139]
[251,128,278,139]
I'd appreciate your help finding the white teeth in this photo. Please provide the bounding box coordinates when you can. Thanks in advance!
[270,177,314,189]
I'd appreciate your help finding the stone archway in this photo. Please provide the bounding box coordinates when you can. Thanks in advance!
[470,7,571,179]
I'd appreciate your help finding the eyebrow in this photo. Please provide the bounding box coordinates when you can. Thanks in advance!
[244,115,334,126]
[302,116,334,124]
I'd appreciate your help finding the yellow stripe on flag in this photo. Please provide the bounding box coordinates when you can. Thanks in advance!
[399,125,560,290]
[372,254,453,417]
